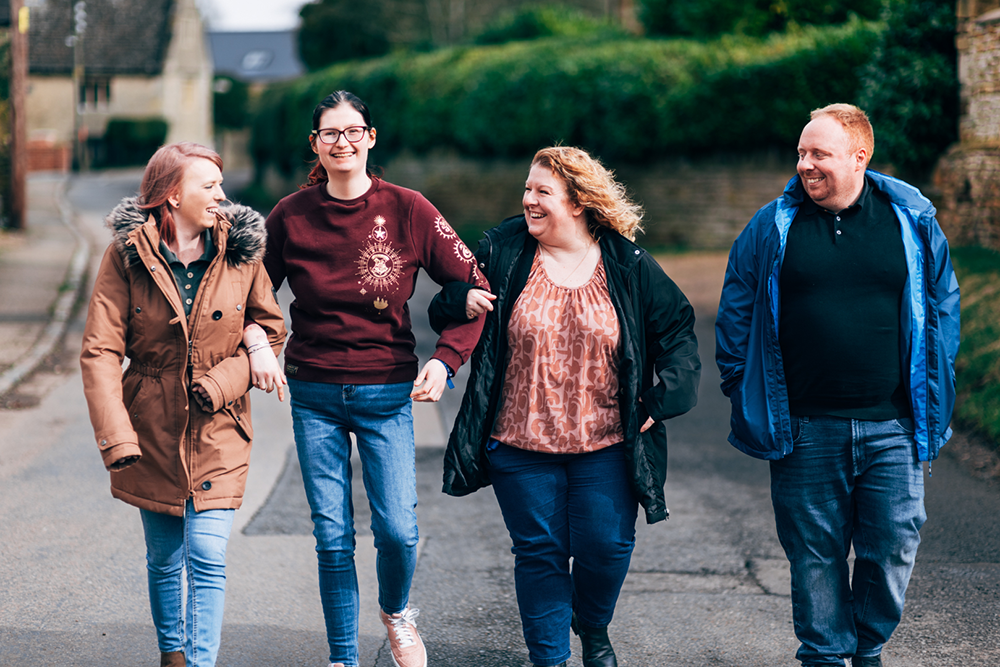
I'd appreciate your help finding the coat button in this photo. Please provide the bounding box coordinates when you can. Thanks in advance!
[135,306,142,314]
[202,481,212,491]
[100,439,106,446]
[150,266,156,272]
[228,400,233,406]
[212,310,223,320]
[236,305,242,311]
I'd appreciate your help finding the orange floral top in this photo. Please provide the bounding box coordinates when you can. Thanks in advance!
[492,249,623,453]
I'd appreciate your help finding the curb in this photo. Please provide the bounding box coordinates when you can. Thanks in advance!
[0,178,91,397]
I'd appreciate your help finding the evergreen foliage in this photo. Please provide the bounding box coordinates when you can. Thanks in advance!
[638,0,883,37]
[951,246,1000,446]
[252,21,881,177]
[473,4,627,44]
[298,0,392,71]
[858,0,958,180]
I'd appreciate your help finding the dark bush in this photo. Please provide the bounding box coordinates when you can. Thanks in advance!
[858,0,958,181]
[638,0,883,38]
[298,0,391,71]
[213,76,250,130]
[100,118,169,167]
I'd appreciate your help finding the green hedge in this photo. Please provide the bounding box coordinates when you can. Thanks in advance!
[951,246,1000,446]
[251,20,883,178]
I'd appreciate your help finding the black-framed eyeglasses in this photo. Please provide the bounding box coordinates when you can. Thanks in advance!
[312,126,370,144]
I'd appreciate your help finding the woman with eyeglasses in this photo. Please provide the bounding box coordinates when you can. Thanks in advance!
[254,90,488,667]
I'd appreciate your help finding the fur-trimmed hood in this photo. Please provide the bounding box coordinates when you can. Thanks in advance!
[105,197,266,269]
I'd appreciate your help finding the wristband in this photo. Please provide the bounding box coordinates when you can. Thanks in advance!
[436,359,455,389]
[246,343,268,355]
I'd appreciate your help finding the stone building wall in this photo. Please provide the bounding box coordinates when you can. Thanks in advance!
[933,1,1000,249]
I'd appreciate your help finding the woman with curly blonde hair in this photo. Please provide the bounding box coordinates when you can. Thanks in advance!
[429,146,701,667]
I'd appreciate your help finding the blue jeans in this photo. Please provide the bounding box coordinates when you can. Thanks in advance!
[770,416,925,665]
[140,500,235,667]
[488,442,639,667]
[289,378,419,667]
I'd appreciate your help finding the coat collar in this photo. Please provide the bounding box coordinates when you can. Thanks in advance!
[105,197,266,270]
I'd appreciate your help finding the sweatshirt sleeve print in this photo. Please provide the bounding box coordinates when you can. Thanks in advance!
[409,194,490,371]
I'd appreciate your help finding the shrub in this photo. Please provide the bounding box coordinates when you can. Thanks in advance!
[473,4,627,44]
[951,246,1000,446]
[858,0,958,181]
[638,0,884,38]
[250,21,883,179]
[213,76,250,130]
[100,118,169,167]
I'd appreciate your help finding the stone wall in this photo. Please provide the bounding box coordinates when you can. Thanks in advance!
[262,152,798,250]
[933,1,1000,250]
[367,152,795,250]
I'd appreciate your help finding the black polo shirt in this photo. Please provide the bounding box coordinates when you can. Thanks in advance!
[779,178,911,421]
[159,230,216,319]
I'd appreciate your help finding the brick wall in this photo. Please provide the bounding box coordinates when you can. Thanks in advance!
[933,2,1000,250]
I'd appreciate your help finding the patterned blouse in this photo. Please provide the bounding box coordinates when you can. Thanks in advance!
[492,248,623,453]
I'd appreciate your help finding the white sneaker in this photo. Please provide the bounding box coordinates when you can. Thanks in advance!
[380,607,427,667]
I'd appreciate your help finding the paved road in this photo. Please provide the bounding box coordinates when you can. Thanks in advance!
[0,171,997,666]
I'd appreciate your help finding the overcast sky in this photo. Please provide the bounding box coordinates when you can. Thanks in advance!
[198,0,311,31]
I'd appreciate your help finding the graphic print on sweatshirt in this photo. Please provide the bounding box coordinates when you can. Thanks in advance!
[355,212,481,316]
[435,215,477,268]
[356,215,403,314]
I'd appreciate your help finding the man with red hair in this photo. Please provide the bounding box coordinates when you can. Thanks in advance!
[716,104,961,667]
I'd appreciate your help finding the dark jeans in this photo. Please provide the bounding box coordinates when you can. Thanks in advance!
[488,441,639,667]
[770,416,925,665]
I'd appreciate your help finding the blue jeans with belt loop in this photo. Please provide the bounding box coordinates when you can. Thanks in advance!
[769,415,925,665]
[288,378,419,667]
[487,441,639,667]
[140,500,235,667]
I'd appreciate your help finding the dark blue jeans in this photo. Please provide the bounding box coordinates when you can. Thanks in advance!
[770,416,925,665]
[488,441,639,667]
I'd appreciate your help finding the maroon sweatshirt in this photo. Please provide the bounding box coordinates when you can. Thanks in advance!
[263,179,488,384]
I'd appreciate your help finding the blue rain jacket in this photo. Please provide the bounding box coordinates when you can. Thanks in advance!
[715,170,960,462]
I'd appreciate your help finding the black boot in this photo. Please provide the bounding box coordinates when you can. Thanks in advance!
[571,612,618,667]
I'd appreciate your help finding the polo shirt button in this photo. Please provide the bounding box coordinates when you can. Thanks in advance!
[479,262,486,269]
[634,249,640,255]
[186,298,193,305]
[836,230,842,236]
[202,481,212,491]
[187,272,194,278]
[212,310,223,320]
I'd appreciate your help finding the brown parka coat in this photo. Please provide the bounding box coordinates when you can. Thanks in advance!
[80,198,285,516]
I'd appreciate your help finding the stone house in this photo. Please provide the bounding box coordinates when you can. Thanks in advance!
[934,0,1000,249]
[26,0,213,171]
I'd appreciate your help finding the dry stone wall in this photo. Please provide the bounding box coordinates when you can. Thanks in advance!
[933,1,1000,249]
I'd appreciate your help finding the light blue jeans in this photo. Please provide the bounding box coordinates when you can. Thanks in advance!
[140,500,235,667]
[770,415,925,665]
[288,378,419,667]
